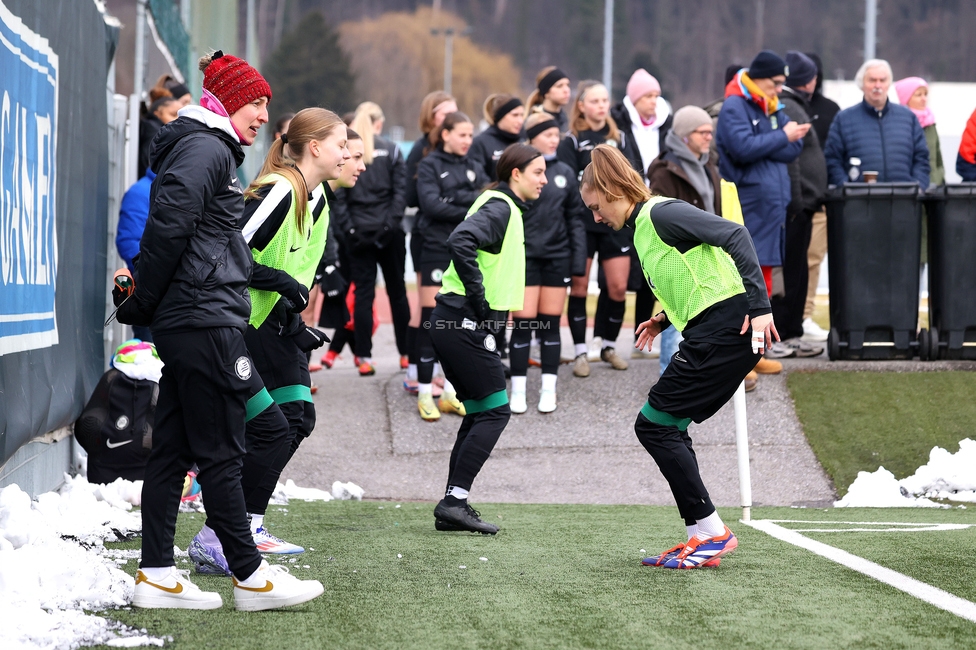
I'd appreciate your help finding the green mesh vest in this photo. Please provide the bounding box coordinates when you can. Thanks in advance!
[248,176,329,328]
[633,198,745,331]
[440,190,525,312]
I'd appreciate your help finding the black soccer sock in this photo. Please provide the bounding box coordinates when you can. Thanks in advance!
[593,291,609,340]
[509,318,532,377]
[634,284,655,335]
[539,314,562,375]
[406,325,419,364]
[446,405,511,491]
[417,307,435,384]
[603,298,626,346]
[568,296,588,346]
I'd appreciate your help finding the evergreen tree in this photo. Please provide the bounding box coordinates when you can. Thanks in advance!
[263,12,356,127]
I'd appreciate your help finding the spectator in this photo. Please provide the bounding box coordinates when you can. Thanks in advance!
[773,51,828,355]
[800,53,840,343]
[116,170,156,342]
[895,77,944,186]
[958,107,976,181]
[703,64,744,163]
[611,68,672,179]
[137,96,179,178]
[823,59,929,187]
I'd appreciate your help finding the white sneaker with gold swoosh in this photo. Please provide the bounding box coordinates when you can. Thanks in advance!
[234,559,325,612]
[132,567,223,609]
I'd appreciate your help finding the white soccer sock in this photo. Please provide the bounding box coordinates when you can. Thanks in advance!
[446,486,469,500]
[407,364,418,381]
[238,560,270,587]
[443,379,456,394]
[511,375,527,394]
[686,524,699,540]
[574,343,588,357]
[140,566,175,581]
[695,511,725,540]
[360,357,372,364]
[541,373,557,392]
[418,383,432,397]
[602,341,616,350]
[249,513,264,533]
[433,362,442,377]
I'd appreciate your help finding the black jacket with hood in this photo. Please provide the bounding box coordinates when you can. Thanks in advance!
[523,159,587,275]
[610,100,672,176]
[436,183,529,322]
[416,147,490,262]
[557,125,627,234]
[469,125,521,182]
[121,110,252,333]
[333,134,407,251]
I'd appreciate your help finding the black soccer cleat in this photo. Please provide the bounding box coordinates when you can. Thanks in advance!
[433,498,499,535]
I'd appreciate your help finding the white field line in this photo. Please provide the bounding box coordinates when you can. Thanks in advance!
[764,520,975,533]
[743,519,976,624]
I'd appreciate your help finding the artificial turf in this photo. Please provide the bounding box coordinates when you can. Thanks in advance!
[787,371,976,495]
[98,501,976,650]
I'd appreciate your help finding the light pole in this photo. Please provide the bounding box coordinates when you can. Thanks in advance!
[602,0,613,91]
[431,26,471,95]
[864,0,878,61]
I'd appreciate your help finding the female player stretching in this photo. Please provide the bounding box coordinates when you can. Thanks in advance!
[580,145,777,569]
[430,144,548,534]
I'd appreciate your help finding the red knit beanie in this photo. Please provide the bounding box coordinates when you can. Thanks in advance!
[202,51,272,116]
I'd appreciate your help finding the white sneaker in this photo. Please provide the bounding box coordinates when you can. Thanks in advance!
[587,336,604,361]
[253,526,304,554]
[510,389,527,414]
[234,560,325,612]
[538,389,557,413]
[802,317,829,342]
[133,567,223,610]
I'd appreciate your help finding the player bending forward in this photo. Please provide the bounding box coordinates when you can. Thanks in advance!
[580,145,777,569]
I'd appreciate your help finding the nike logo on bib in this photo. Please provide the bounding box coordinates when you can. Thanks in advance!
[290,245,301,252]
[106,439,133,449]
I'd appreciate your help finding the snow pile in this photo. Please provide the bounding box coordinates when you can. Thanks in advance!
[271,479,365,503]
[0,477,162,649]
[836,438,976,507]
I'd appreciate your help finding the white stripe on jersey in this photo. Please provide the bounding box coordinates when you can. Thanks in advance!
[241,179,294,245]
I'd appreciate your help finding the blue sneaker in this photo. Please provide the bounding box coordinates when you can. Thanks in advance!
[188,533,232,576]
[662,527,737,569]
[642,543,722,568]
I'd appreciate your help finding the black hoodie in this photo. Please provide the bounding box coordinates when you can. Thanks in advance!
[523,159,587,274]
[121,114,253,333]
[416,147,490,261]
[332,134,406,251]
[469,125,522,181]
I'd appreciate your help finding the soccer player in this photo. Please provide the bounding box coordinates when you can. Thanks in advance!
[430,144,548,534]
[579,144,778,569]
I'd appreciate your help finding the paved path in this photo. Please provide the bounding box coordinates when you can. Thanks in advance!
[287,323,838,508]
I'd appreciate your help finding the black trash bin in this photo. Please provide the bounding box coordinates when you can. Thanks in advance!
[924,184,976,360]
[824,183,924,360]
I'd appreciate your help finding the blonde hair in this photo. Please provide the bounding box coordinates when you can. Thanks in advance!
[523,111,560,142]
[569,80,619,141]
[482,93,521,126]
[246,107,345,232]
[581,144,651,205]
[350,101,384,165]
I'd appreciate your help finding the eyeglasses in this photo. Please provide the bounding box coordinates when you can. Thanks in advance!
[691,129,713,138]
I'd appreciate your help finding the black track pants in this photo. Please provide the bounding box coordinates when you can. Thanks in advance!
[348,232,410,358]
[142,328,264,580]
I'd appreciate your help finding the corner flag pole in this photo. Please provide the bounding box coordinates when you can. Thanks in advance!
[733,381,752,522]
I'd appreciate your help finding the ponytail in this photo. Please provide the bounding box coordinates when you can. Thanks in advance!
[580,144,650,205]
[526,65,568,111]
[246,107,345,231]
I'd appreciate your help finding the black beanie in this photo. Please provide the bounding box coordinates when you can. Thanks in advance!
[785,51,817,88]
[748,50,788,80]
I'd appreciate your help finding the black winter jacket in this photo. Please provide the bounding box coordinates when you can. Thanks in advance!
[469,125,521,181]
[779,87,828,214]
[557,125,624,233]
[523,159,587,275]
[437,183,529,321]
[123,114,251,333]
[416,147,490,261]
[610,101,672,175]
[405,134,429,209]
[333,135,406,251]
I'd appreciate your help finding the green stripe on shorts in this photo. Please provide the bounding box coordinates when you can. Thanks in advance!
[462,389,509,414]
[640,401,692,431]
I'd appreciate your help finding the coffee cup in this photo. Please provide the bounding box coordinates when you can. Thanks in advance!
[863,171,879,183]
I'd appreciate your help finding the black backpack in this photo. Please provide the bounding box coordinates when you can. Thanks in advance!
[75,368,157,484]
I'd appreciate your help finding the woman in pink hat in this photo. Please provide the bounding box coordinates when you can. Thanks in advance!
[895,76,944,186]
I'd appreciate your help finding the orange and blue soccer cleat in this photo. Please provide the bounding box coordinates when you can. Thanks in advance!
[642,543,721,568]
[662,526,737,569]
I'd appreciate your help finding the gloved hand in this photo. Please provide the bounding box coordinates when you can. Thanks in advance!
[469,295,492,324]
[284,281,310,313]
[289,325,330,352]
[116,297,152,327]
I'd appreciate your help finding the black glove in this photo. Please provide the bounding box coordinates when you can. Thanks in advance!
[116,296,152,327]
[470,295,492,324]
[112,284,131,308]
[284,281,310,313]
[290,325,330,352]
